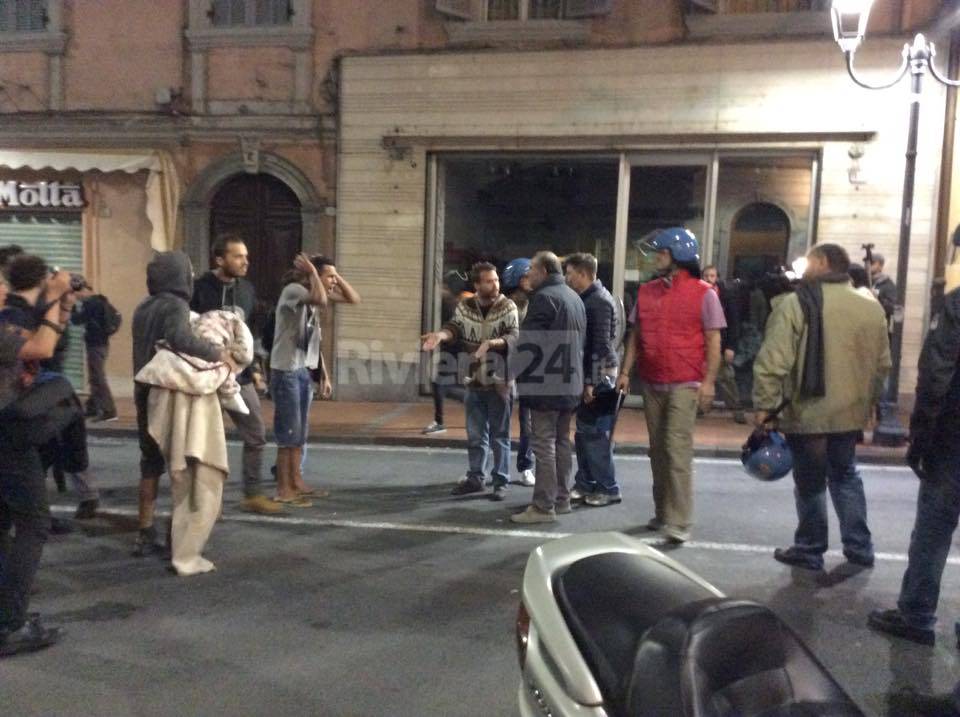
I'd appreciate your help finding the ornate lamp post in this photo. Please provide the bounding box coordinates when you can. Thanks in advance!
[831,0,960,446]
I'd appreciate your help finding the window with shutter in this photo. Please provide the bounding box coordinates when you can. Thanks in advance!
[210,0,291,27]
[0,0,47,32]
[487,0,519,20]
[686,0,831,14]
[563,0,612,19]
[187,0,312,53]
[435,0,474,20]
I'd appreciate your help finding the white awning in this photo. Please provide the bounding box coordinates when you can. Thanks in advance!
[0,149,181,251]
[0,149,159,174]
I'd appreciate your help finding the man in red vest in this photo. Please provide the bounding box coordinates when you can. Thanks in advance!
[616,228,724,543]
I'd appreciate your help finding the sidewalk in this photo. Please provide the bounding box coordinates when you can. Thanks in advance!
[87,396,909,465]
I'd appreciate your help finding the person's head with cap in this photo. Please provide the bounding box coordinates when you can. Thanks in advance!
[636,227,701,278]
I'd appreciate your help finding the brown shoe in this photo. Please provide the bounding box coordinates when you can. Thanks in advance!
[241,495,284,515]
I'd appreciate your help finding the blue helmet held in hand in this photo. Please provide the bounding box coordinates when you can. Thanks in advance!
[501,258,532,293]
[741,429,793,482]
[635,227,701,265]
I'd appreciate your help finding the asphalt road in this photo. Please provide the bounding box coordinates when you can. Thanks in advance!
[3,438,958,717]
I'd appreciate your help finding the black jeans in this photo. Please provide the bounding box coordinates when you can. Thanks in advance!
[0,437,49,633]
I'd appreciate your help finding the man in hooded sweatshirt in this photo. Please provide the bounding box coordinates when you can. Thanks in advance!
[131,251,238,557]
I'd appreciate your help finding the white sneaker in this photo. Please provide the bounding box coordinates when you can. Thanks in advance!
[518,469,535,487]
[422,421,447,435]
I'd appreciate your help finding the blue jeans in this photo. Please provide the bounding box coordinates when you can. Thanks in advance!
[897,445,960,631]
[785,432,873,568]
[574,405,618,496]
[271,368,313,448]
[466,388,511,487]
[517,399,534,472]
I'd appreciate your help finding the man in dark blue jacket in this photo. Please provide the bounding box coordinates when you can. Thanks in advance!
[565,253,621,507]
[510,251,586,524]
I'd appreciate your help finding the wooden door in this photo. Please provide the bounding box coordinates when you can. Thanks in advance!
[209,173,302,313]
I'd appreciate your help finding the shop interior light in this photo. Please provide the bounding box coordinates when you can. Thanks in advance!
[831,0,873,53]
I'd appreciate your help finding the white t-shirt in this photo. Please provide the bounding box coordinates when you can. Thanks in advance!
[270,283,322,371]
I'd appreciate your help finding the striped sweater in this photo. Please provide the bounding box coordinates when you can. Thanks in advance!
[444,294,518,388]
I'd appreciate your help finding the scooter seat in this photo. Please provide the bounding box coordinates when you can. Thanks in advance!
[552,552,720,715]
[625,598,864,717]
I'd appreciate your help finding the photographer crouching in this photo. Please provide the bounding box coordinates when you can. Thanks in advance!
[0,266,78,657]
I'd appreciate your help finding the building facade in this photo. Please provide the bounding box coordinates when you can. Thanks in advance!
[0,0,950,401]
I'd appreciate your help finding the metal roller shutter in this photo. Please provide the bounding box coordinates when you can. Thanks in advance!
[0,213,85,390]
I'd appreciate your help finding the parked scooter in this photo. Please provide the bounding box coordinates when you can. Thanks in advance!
[516,532,864,717]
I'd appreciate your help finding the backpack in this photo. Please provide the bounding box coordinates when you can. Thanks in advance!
[102,297,122,336]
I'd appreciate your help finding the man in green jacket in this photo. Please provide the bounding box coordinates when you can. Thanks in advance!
[753,244,891,571]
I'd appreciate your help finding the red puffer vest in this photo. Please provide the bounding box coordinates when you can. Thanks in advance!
[635,270,710,384]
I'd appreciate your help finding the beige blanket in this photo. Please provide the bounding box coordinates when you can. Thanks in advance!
[148,387,228,576]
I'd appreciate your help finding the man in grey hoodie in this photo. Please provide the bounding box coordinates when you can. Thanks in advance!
[131,252,237,557]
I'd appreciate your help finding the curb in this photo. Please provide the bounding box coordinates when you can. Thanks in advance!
[87,426,908,466]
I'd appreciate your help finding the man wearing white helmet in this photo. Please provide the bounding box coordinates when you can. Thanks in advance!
[616,228,724,543]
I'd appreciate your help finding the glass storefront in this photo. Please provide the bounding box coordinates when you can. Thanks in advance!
[425,150,819,397]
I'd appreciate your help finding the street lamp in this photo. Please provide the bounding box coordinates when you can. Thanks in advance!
[830,0,960,447]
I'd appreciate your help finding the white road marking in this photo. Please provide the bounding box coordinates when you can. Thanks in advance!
[51,504,951,566]
[86,437,913,473]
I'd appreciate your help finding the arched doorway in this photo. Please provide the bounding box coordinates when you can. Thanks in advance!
[209,173,302,309]
[728,202,791,281]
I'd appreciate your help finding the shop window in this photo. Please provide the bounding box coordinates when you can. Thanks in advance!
[714,155,812,280]
[432,155,618,328]
[728,202,790,281]
[209,0,292,27]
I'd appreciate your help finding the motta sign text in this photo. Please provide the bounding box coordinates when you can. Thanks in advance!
[0,181,85,209]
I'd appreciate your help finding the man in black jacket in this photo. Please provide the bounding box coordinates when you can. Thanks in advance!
[868,285,960,647]
[0,255,100,521]
[565,253,621,507]
[191,234,280,516]
[132,251,237,556]
[510,251,586,524]
[703,266,746,424]
[72,282,117,421]
[869,252,897,334]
